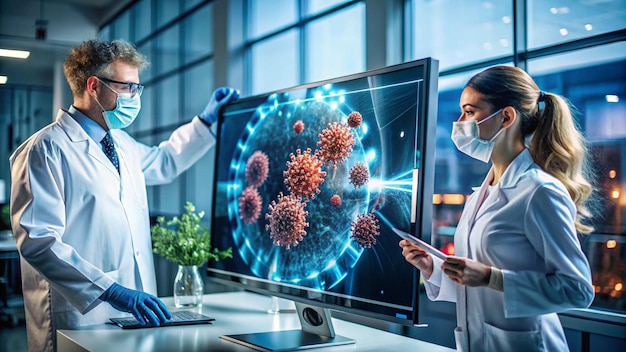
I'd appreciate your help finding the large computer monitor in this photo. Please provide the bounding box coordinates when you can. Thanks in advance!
[208,58,439,351]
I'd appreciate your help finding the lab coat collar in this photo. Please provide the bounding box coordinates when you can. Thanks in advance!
[472,149,534,192]
[67,106,107,144]
[56,109,120,178]
[56,109,90,142]
[468,149,534,225]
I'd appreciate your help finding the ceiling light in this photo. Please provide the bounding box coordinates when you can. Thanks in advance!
[0,76,7,84]
[585,24,593,31]
[606,95,619,103]
[560,28,569,36]
[0,49,30,59]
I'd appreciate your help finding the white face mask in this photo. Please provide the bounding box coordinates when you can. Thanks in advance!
[93,79,141,129]
[451,108,504,163]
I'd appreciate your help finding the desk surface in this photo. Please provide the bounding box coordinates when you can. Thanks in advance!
[58,291,455,352]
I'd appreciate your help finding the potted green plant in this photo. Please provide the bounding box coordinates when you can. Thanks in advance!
[151,202,231,308]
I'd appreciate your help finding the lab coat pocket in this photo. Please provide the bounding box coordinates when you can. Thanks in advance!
[454,327,468,352]
[484,322,544,352]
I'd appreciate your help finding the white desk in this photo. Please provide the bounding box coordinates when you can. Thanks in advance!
[57,291,455,352]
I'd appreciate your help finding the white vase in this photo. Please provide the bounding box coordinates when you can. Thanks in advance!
[173,265,204,308]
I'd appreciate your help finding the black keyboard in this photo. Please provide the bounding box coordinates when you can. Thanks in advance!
[110,310,215,329]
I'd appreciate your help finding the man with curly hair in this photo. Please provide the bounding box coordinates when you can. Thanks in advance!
[9,39,239,351]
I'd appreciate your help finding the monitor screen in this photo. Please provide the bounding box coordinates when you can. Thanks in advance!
[208,58,439,333]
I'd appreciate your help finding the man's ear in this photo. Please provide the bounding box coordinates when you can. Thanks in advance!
[501,106,516,128]
[86,76,99,97]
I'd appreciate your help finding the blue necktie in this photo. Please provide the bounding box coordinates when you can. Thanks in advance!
[101,132,120,174]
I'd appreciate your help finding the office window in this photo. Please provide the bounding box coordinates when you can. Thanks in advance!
[97,0,220,222]
[156,0,181,29]
[411,0,513,70]
[113,11,131,41]
[182,60,215,225]
[183,60,215,119]
[248,0,297,39]
[99,25,111,40]
[527,0,626,50]
[185,0,205,12]
[138,40,155,83]
[527,42,626,77]
[156,24,181,76]
[134,0,153,43]
[183,3,213,65]
[305,2,364,83]
[157,178,183,215]
[304,0,351,16]
[184,151,216,222]
[150,130,183,215]
[251,30,299,95]
[156,75,181,127]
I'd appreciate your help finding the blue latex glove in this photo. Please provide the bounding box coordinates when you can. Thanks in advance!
[102,283,172,326]
[199,87,240,125]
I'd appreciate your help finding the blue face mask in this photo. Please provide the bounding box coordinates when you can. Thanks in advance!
[94,80,141,129]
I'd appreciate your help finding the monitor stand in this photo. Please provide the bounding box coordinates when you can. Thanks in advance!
[221,301,355,352]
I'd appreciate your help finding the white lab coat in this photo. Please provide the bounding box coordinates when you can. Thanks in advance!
[9,109,216,352]
[424,149,594,352]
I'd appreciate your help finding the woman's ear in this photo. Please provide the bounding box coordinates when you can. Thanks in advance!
[501,106,516,128]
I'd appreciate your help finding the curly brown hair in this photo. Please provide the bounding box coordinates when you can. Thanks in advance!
[63,39,148,96]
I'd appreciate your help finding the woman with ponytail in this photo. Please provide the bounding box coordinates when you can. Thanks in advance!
[401,65,595,351]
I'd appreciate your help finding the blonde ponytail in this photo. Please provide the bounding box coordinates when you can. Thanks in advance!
[528,93,594,233]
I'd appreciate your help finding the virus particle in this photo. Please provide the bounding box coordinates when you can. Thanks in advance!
[245,150,269,187]
[265,192,309,250]
[317,122,355,169]
[350,213,380,249]
[293,120,304,134]
[239,186,262,224]
[330,194,342,207]
[283,148,326,200]
[347,111,362,128]
[349,162,369,189]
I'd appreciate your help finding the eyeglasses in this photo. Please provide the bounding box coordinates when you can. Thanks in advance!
[97,76,144,97]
